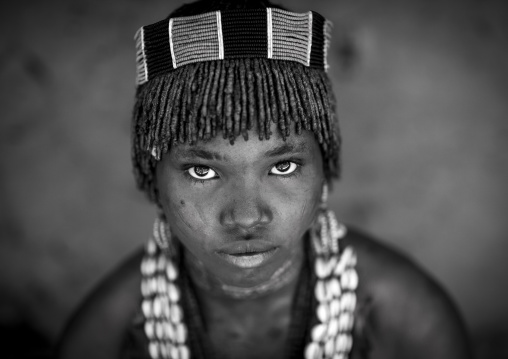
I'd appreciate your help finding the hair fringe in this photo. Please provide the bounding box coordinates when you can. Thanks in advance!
[132,58,341,205]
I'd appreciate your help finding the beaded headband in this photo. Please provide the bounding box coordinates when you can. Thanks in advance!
[135,8,333,86]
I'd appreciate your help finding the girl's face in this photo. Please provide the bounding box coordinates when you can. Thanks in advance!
[156,130,324,288]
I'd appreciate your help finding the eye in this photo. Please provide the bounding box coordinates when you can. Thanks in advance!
[270,161,299,175]
[187,166,218,180]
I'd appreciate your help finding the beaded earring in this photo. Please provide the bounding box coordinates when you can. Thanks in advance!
[304,184,359,359]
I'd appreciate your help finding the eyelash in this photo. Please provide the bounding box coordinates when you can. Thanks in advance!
[183,158,303,184]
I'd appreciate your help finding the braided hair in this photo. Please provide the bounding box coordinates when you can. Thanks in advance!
[131,0,341,205]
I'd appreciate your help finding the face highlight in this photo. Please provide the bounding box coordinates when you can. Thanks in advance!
[156,131,324,287]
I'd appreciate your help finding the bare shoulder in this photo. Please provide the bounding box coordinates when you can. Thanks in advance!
[56,247,144,359]
[343,228,472,359]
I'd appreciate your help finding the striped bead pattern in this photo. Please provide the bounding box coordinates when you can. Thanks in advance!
[134,8,333,85]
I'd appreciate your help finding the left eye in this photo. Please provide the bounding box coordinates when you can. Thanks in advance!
[270,161,298,175]
[187,166,218,180]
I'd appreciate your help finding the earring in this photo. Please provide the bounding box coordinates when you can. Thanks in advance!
[312,183,346,255]
[153,212,173,254]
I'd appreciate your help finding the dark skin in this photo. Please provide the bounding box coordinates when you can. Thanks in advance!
[57,131,472,359]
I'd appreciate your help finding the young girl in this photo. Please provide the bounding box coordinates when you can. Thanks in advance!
[57,0,471,358]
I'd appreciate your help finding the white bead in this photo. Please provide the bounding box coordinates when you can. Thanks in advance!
[340,292,357,312]
[341,269,358,291]
[142,299,152,318]
[311,323,328,342]
[327,277,342,298]
[149,342,159,359]
[317,303,330,323]
[174,322,187,344]
[338,312,354,331]
[179,345,190,359]
[305,342,322,359]
[330,298,341,317]
[315,280,331,302]
[144,320,155,339]
[168,282,181,302]
[166,260,178,281]
[155,321,164,339]
[335,334,350,353]
[170,304,183,323]
[327,318,339,338]
[324,337,335,357]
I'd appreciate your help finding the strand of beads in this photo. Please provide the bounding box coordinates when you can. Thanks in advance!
[305,210,358,359]
[140,218,190,359]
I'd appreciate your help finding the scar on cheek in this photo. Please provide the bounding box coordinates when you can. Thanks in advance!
[180,200,185,206]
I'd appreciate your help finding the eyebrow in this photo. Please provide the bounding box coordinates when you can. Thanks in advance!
[265,142,308,158]
[175,148,227,161]
[174,142,307,162]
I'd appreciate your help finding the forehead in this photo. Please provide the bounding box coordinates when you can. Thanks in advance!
[167,130,322,163]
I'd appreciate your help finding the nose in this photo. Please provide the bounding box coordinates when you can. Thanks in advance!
[219,184,273,231]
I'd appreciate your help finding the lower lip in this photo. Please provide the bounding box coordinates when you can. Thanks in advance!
[218,248,278,269]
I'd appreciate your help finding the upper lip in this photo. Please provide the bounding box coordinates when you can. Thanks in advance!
[217,240,277,255]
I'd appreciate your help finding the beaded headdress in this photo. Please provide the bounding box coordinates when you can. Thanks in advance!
[131,0,341,204]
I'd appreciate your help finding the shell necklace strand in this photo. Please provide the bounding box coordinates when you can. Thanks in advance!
[140,210,358,359]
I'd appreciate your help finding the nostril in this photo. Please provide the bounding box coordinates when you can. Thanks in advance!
[220,200,272,230]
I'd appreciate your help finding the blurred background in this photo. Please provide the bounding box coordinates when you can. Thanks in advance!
[1,0,507,357]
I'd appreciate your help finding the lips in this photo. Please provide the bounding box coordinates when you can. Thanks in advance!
[216,240,278,268]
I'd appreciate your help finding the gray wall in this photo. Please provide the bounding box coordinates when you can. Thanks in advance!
[1,0,507,354]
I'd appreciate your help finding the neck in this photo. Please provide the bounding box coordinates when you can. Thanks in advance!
[183,246,305,301]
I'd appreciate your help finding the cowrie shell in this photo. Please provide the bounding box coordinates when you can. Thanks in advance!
[327,318,339,338]
[174,322,188,344]
[330,298,341,317]
[335,334,351,353]
[341,269,358,290]
[142,299,152,318]
[311,323,328,342]
[168,282,181,302]
[155,321,164,339]
[146,239,157,255]
[164,321,175,340]
[148,342,159,359]
[144,320,155,339]
[327,277,342,298]
[317,302,330,323]
[166,261,178,281]
[305,342,323,359]
[324,337,335,357]
[338,312,354,331]
[179,345,190,359]
[334,247,353,276]
[157,275,167,294]
[340,292,357,312]
[170,304,183,323]
[316,257,334,278]
[153,297,162,317]
[315,280,332,302]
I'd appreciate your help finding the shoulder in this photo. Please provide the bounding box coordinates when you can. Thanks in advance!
[56,248,144,359]
[343,227,472,359]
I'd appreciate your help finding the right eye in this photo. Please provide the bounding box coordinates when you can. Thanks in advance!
[187,166,218,180]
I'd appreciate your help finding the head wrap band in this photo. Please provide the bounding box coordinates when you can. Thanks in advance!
[135,8,333,86]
